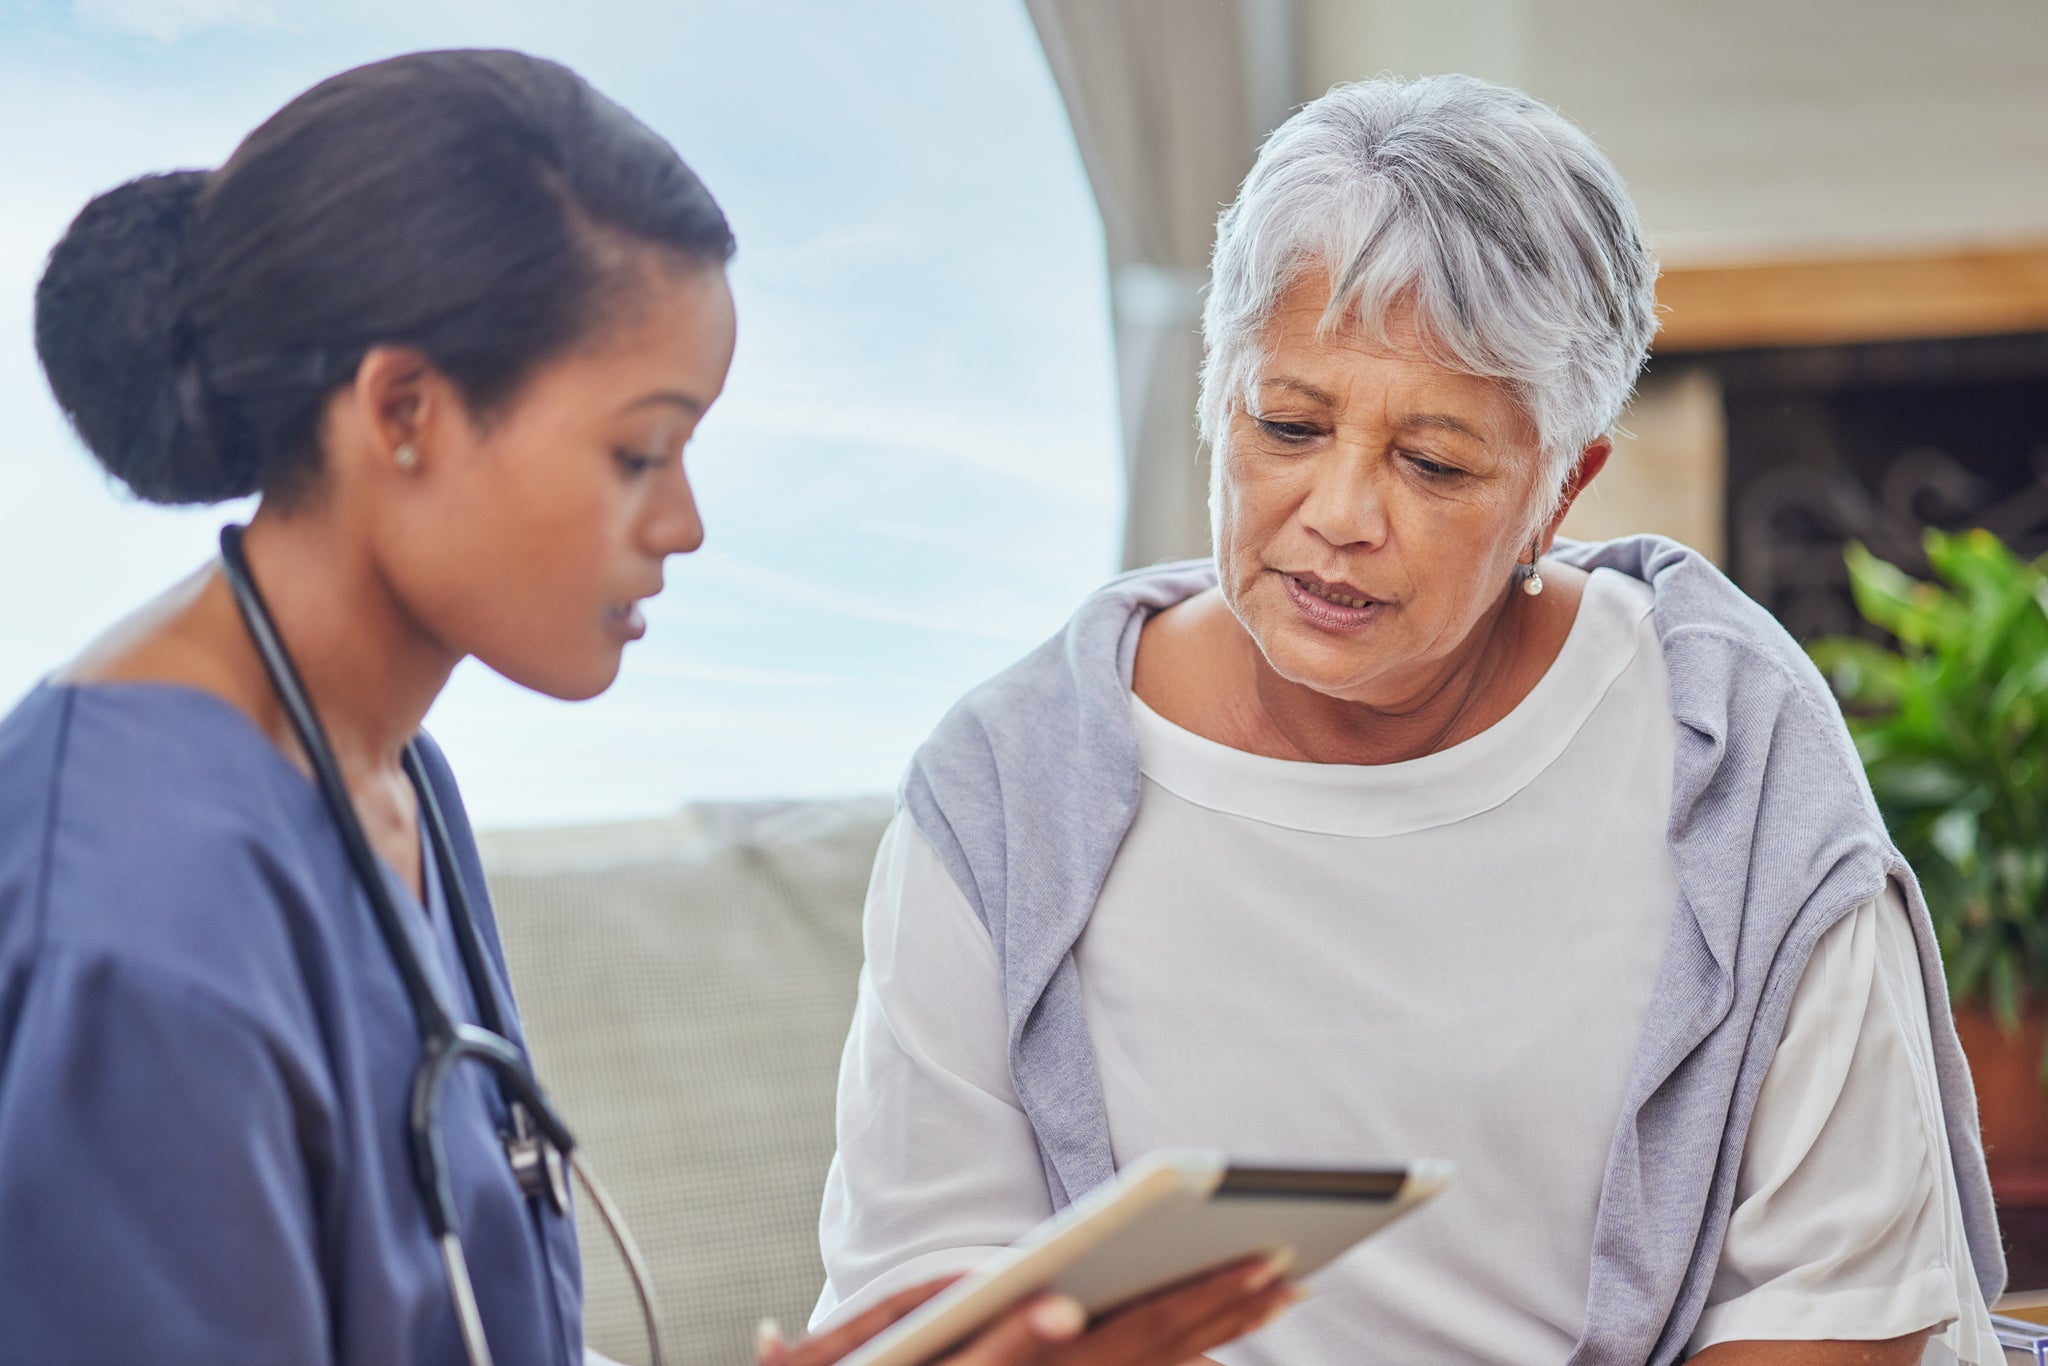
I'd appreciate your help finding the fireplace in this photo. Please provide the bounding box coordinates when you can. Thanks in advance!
[1662,330,2048,642]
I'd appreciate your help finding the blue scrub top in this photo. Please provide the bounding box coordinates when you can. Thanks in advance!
[0,681,582,1364]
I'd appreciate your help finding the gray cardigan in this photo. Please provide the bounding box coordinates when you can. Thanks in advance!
[900,535,2002,1364]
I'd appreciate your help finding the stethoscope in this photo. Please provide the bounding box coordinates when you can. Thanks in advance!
[218,525,666,1366]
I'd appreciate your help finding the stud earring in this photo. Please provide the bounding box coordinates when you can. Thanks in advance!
[394,441,420,473]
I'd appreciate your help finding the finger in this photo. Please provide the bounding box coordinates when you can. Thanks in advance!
[1053,1284,1300,1366]
[1099,1251,1280,1319]
[1111,1251,1285,1324]
[777,1277,964,1366]
[943,1294,1087,1366]
[1150,1282,1305,1361]
[1049,1252,1295,1364]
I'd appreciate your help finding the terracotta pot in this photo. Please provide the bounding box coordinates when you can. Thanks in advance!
[1954,1007,2048,1201]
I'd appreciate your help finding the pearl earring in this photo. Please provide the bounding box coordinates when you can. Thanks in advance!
[1522,566,1545,597]
[394,441,420,473]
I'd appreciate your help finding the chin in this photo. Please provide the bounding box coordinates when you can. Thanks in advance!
[1269,649,1367,699]
[1252,617,1384,698]
[491,651,624,703]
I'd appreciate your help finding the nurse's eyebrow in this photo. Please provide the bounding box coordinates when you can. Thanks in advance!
[622,390,706,417]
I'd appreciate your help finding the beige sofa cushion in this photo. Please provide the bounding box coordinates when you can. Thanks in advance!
[480,797,893,1365]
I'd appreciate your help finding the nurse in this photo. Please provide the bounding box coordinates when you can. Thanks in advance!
[0,48,1293,1366]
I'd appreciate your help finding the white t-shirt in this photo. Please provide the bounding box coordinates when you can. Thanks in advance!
[815,570,1997,1363]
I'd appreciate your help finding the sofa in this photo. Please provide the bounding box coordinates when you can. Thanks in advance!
[479,795,895,1365]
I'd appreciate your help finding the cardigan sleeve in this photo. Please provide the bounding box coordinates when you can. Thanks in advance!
[1689,885,1998,1362]
[811,812,1057,1330]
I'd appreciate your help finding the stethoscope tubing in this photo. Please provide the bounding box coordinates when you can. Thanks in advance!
[219,526,459,1046]
[216,525,664,1366]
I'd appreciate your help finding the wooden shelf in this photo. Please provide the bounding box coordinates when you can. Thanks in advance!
[1653,243,2048,353]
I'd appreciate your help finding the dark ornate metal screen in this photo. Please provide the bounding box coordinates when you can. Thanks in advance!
[1689,331,2048,641]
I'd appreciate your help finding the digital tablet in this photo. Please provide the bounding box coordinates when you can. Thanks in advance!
[834,1149,1451,1366]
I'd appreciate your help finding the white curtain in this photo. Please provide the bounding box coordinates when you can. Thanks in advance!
[1026,0,1300,569]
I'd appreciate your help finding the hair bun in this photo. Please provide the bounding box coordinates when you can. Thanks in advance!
[34,169,252,505]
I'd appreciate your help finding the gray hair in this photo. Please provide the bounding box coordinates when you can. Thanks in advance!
[1199,74,1659,528]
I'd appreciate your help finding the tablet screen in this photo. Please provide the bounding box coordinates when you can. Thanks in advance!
[1216,1166,1410,1200]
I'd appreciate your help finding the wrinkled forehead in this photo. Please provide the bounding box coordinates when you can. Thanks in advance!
[1246,267,1538,434]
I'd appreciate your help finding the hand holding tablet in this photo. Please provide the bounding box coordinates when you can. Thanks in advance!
[818,1150,1451,1366]
[764,1255,1294,1366]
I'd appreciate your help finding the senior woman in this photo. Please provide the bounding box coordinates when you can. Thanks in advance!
[812,76,2004,1364]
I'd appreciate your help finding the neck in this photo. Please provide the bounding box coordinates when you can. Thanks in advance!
[1245,586,1530,765]
[225,503,457,782]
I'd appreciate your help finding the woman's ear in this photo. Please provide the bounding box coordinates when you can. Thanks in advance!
[351,345,436,472]
[1540,437,1613,551]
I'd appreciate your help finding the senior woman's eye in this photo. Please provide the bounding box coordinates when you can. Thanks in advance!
[1403,452,1466,480]
[1252,417,1319,444]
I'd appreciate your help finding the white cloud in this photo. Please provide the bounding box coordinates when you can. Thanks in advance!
[627,660,854,690]
[72,0,281,41]
[710,385,1120,506]
[687,550,1050,645]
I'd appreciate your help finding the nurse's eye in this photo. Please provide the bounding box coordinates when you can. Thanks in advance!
[613,449,665,478]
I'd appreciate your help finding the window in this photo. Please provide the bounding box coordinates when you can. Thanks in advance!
[0,0,1121,827]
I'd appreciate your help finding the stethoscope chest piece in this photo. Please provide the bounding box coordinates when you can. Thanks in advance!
[505,1104,571,1215]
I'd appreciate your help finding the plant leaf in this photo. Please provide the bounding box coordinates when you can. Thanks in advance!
[1931,807,1981,874]
[1845,543,1959,650]
[1809,636,1910,710]
[1836,531,2048,1013]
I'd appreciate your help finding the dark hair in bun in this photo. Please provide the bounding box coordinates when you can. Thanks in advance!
[33,49,735,506]
[34,172,229,503]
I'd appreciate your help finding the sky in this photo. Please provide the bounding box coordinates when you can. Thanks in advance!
[0,0,1125,828]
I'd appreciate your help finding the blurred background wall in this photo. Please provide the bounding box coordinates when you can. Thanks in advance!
[1029,0,2048,639]
[1306,0,2048,262]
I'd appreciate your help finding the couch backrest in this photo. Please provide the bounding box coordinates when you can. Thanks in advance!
[481,797,894,1365]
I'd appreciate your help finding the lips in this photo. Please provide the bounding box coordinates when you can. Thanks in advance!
[1286,571,1379,609]
[1278,569,1386,634]
[607,602,647,640]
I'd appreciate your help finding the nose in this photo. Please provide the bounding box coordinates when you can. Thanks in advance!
[1296,450,1388,551]
[647,465,705,557]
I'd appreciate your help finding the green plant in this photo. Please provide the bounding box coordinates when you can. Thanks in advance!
[1808,528,2048,1047]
